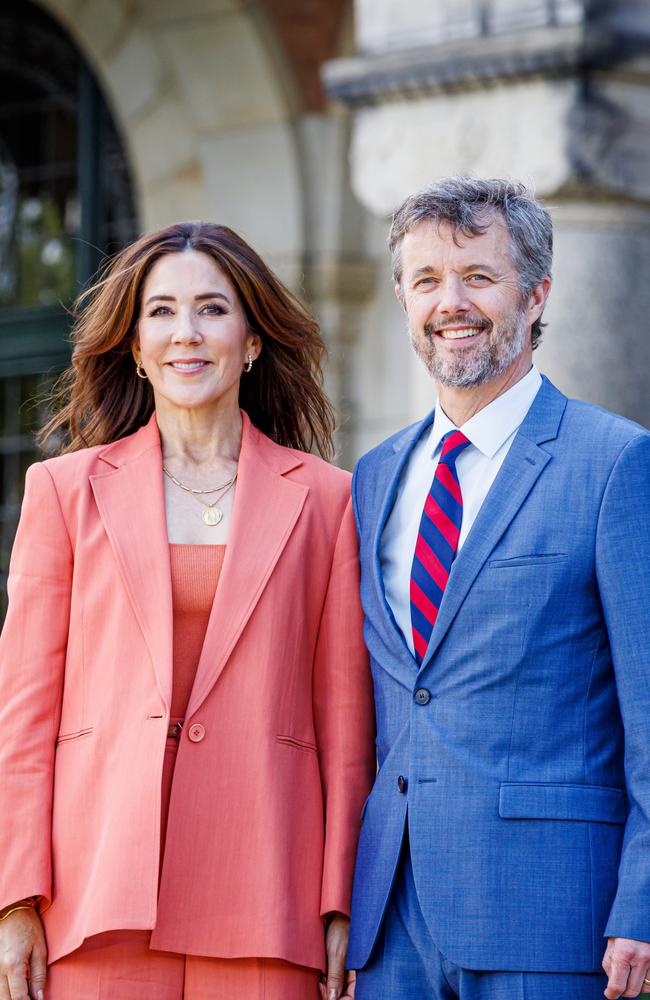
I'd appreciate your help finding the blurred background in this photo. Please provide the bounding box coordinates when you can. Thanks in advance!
[0,0,649,615]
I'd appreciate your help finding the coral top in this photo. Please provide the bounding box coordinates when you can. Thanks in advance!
[159,545,226,856]
[169,544,226,719]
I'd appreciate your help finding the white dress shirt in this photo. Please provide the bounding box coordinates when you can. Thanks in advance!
[380,365,543,655]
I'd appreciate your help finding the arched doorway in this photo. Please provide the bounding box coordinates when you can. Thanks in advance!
[0,0,137,617]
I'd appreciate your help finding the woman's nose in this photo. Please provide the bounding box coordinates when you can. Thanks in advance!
[171,310,202,343]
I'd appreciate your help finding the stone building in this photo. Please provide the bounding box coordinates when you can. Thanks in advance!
[0,0,648,613]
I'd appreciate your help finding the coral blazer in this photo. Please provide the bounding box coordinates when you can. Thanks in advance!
[0,412,376,970]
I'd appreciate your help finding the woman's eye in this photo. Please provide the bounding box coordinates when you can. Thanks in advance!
[201,303,225,315]
[149,305,172,316]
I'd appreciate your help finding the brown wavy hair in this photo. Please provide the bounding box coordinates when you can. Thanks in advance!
[39,222,335,459]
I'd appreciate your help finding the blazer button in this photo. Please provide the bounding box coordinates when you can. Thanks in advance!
[414,688,431,705]
[397,775,408,794]
[188,723,205,743]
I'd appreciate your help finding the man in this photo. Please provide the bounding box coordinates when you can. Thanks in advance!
[347,177,650,1000]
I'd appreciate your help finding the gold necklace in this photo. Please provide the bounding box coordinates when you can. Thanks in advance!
[162,465,237,496]
[164,468,238,526]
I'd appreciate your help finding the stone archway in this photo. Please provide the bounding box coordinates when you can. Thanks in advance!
[37,0,305,273]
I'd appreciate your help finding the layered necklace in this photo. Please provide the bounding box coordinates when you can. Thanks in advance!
[163,465,237,526]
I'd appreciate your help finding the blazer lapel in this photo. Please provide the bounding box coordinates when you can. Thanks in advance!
[90,415,173,707]
[421,377,568,669]
[185,414,308,717]
[369,414,435,673]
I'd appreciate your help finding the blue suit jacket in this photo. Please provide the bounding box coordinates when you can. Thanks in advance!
[347,377,650,973]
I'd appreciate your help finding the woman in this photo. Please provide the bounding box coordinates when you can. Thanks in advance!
[0,222,375,1000]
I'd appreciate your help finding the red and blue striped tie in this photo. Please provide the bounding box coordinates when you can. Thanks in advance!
[410,429,471,665]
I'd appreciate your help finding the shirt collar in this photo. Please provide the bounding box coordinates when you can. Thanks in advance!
[427,364,543,460]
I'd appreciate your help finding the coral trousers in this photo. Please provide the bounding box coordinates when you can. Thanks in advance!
[46,929,320,999]
[46,734,321,999]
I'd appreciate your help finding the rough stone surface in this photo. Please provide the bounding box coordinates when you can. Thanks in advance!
[349,80,577,218]
[142,166,208,230]
[106,27,167,120]
[128,96,197,187]
[568,78,650,200]
[157,13,287,132]
[198,123,302,258]
[72,0,130,61]
[142,0,241,19]
[537,202,650,428]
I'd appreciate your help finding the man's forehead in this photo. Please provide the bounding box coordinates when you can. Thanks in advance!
[401,214,513,266]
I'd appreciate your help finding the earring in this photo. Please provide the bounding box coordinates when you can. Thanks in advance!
[243,354,253,373]
[135,360,148,380]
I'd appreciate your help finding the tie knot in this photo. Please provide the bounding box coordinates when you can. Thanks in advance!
[439,429,470,464]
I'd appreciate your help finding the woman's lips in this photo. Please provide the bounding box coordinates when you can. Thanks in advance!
[166,360,211,373]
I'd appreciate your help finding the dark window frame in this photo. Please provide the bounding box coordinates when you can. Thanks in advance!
[0,8,137,619]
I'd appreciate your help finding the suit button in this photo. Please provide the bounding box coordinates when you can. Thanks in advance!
[397,775,408,794]
[414,688,431,705]
[188,723,205,743]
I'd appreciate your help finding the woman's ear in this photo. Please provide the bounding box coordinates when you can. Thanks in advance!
[247,331,262,362]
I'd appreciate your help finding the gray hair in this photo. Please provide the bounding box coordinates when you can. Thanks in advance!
[389,177,553,349]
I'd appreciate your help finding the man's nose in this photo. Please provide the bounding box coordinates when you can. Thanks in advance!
[436,276,471,314]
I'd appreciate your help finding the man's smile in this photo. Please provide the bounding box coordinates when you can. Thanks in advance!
[435,326,486,341]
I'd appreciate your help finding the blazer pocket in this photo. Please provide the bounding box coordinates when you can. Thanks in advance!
[498,781,628,824]
[489,553,568,568]
[275,734,318,755]
[55,726,93,746]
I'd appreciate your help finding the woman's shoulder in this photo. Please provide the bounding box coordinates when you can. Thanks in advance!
[40,441,108,475]
[28,421,151,505]
[271,441,351,492]
[37,418,155,482]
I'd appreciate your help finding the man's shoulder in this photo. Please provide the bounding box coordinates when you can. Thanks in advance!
[561,395,650,455]
[355,418,426,476]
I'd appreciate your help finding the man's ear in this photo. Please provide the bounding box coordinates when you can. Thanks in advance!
[528,275,551,325]
[395,283,406,311]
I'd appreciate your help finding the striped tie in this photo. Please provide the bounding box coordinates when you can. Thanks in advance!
[410,429,471,665]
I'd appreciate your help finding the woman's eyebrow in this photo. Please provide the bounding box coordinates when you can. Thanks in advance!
[144,291,232,306]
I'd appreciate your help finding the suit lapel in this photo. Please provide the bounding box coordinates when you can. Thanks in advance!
[90,415,173,707]
[369,414,434,672]
[185,414,308,717]
[421,377,567,668]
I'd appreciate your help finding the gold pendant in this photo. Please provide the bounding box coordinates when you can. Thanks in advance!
[202,507,223,526]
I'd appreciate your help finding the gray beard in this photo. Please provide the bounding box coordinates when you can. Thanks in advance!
[413,309,528,388]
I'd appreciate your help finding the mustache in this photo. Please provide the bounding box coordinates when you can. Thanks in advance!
[424,316,492,335]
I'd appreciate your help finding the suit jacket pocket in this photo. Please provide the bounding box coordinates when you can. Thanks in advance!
[55,726,93,746]
[498,781,628,824]
[275,734,318,755]
[489,553,568,568]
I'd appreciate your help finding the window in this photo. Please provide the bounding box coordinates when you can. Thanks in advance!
[0,0,137,619]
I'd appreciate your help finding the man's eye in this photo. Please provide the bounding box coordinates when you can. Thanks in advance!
[415,277,435,287]
[467,274,490,283]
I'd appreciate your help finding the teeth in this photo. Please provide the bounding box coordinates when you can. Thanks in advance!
[171,361,206,369]
[438,327,483,340]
